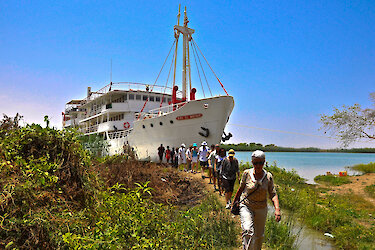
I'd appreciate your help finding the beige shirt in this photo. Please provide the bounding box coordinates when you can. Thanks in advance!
[239,168,277,209]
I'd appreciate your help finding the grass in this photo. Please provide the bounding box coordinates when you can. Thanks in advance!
[264,214,299,250]
[365,185,375,199]
[314,174,352,186]
[351,162,375,173]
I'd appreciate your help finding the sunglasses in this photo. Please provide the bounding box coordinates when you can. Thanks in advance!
[253,161,265,166]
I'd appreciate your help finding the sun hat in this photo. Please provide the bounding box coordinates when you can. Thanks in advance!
[252,150,265,159]
[181,143,186,147]
[228,149,235,156]
[202,141,207,146]
[193,143,197,147]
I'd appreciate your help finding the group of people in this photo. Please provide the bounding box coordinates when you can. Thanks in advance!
[157,142,239,208]
[157,143,281,250]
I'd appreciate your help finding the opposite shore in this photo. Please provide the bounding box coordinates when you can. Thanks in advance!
[221,142,375,153]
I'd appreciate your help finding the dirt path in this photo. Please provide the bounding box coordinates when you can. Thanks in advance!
[186,170,244,249]
[326,173,375,206]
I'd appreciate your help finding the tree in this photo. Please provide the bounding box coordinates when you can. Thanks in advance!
[320,93,375,147]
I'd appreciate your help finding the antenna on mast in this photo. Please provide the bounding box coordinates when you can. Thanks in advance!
[110,58,113,83]
[172,4,181,89]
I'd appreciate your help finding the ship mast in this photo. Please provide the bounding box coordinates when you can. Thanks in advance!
[174,6,195,100]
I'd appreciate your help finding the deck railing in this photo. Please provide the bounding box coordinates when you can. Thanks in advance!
[137,101,189,120]
[108,129,133,139]
[84,82,182,102]
[79,124,99,134]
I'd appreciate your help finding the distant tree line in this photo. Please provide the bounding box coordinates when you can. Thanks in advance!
[220,142,375,153]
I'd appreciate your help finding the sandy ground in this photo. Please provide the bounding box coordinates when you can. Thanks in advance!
[326,173,375,206]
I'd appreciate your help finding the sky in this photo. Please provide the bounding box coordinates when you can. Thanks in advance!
[1,0,374,149]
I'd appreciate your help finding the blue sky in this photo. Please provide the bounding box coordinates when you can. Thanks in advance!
[1,0,374,148]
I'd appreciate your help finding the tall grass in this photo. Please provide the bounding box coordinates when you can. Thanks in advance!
[365,185,375,198]
[265,214,299,250]
[351,162,375,173]
[314,175,351,186]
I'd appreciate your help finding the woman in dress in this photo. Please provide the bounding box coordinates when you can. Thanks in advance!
[232,150,281,250]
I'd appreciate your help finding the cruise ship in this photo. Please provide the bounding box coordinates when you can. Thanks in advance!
[63,7,235,161]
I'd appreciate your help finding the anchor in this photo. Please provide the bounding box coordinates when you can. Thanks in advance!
[221,131,232,142]
[199,127,210,137]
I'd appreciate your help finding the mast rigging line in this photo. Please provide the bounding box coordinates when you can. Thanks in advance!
[192,41,213,96]
[138,39,177,119]
[191,41,213,97]
[190,41,205,97]
[160,43,177,108]
[191,38,229,96]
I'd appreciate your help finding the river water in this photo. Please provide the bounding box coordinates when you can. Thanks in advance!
[235,152,375,183]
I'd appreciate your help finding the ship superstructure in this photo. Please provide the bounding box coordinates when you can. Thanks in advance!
[63,7,234,161]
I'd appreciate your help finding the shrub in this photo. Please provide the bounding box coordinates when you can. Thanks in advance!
[314,175,351,186]
[265,215,298,249]
[351,162,375,173]
[365,185,375,198]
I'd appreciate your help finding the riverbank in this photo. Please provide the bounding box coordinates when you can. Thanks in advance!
[264,163,375,249]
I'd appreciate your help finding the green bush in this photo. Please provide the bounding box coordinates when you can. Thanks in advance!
[0,116,240,249]
[365,185,375,198]
[62,185,239,249]
[351,162,375,173]
[265,215,298,249]
[314,175,352,186]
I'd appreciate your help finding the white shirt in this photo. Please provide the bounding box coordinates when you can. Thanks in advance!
[178,147,186,161]
[198,146,209,162]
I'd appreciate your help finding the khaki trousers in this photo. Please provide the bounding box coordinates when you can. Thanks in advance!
[239,204,268,250]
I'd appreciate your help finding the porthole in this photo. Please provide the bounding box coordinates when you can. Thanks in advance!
[160,122,163,126]
[170,120,174,124]
[150,123,154,127]
[142,125,145,129]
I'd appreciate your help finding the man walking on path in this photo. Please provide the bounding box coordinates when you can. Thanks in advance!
[221,149,240,209]
[158,144,165,163]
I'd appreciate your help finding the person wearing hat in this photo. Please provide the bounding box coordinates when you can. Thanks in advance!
[191,143,199,173]
[232,150,281,250]
[178,144,187,167]
[221,149,240,209]
[198,141,209,179]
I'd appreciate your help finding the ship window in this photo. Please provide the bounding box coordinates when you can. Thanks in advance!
[170,120,173,124]
[162,97,166,103]
[143,95,148,101]
[159,122,163,126]
[150,123,153,127]
[150,96,154,102]
[129,94,134,100]
[156,96,160,102]
[168,98,171,103]
[136,94,141,100]
[142,125,145,129]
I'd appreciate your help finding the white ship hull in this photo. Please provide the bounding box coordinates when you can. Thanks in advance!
[107,95,234,161]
